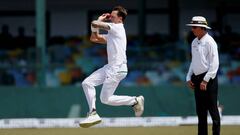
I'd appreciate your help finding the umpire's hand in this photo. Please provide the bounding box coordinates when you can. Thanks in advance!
[200,81,207,91]
[187,80,195,90]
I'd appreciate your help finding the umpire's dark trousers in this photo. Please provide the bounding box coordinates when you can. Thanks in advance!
[191,72,221,135]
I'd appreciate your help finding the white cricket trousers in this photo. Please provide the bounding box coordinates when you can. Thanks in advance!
[82,64,136,112]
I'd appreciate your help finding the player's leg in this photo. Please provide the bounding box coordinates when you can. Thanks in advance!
[192,73,208,135]
[100,65,144,116]
[100,72,136,106]
[80,66,106,128]
[207,77,220,135]
[194,89,208,135]
[82,66,106,112]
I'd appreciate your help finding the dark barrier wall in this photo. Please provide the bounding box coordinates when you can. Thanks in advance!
[0,85,239,118]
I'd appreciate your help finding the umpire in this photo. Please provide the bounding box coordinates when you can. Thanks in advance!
[186,16,221,135]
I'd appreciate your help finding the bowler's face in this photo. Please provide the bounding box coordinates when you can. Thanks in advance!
[110,10,122,23]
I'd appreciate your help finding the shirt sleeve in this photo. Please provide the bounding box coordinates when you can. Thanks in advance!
[186,62,193,82]
[203,42,219,82]
[106,23,117,34]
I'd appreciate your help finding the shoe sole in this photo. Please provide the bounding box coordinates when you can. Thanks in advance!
[79,120,102,128]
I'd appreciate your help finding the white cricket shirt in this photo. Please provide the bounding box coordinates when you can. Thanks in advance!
[105,23,127,66]
[186,33,219,82]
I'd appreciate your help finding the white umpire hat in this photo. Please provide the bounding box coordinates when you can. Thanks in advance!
[186,16,211,29]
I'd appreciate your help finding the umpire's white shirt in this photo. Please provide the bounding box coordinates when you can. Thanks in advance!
[105,23,127,66]
[186,33,219,82]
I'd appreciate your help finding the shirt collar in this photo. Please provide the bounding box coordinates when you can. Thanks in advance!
[196,33,208,44]
[197,33,208,44]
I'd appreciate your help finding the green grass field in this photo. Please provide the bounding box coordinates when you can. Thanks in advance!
[0,126,239,135]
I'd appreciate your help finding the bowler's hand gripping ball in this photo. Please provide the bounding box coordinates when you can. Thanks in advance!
[106,14,111,19]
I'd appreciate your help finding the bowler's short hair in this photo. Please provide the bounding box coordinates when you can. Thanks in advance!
[113,6,127,22]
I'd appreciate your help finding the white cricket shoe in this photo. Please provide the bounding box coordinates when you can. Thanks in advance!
[79,111,102,128]
[133,95,144,117]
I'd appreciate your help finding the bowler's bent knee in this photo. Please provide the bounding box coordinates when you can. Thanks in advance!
[100,95,110,105]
